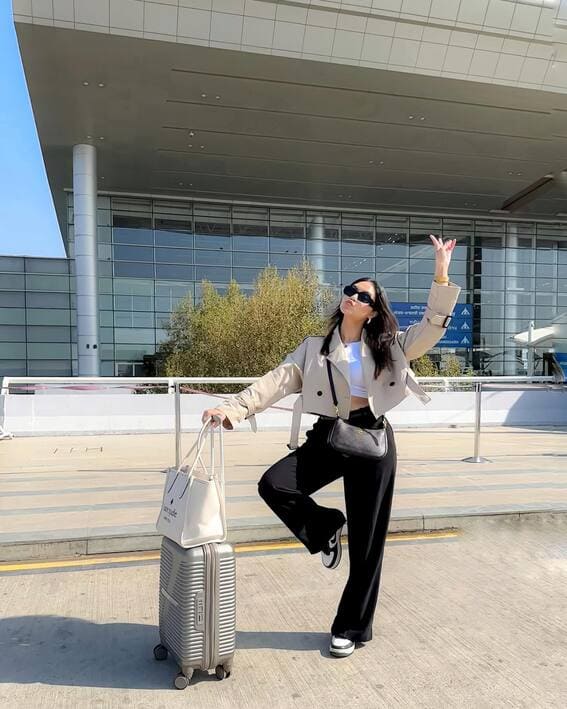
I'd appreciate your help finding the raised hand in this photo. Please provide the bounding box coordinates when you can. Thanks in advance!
[429,234,456,277]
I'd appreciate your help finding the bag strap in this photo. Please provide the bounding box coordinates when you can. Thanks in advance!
[174,417,222,485]
[167,420,212,495]
[175,419,211,472]
[326,359,340,415]
[287,394,303,450]
[175,419,225,500]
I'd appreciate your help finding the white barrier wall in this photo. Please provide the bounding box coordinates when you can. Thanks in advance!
[2,389,567,436]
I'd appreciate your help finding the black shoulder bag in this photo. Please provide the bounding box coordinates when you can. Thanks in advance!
[325,360,388,460]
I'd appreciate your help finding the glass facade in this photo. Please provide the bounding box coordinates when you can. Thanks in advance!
[2,194,567,378]
[0,255,75,376]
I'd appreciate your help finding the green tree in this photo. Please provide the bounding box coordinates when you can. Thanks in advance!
[410,354,439,377]
[410,353,475,378]
[440,354,475,378]
[159,261,334,392]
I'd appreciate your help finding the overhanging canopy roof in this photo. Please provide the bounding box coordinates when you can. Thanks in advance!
[15,22,567,243]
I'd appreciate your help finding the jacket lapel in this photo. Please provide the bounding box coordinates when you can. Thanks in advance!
[360,330,376,385]
[326,326,350,388]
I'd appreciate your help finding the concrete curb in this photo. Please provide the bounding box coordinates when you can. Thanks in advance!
[1,509,566,562]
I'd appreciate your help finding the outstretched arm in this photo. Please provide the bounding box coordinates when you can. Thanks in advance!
[397,235,461,361]
[202,338,308,430]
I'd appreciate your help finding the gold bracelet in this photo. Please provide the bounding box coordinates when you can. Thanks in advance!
[434,276,449,284]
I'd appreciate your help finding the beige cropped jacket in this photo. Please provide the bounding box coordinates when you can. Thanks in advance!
[218,280,461,449]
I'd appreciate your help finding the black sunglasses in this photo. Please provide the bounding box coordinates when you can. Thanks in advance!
[343,284,376,307]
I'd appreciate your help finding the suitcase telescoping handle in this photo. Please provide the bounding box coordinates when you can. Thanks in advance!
[208,415,224,489]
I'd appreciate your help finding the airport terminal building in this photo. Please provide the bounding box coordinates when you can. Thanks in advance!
[4,0,567,378]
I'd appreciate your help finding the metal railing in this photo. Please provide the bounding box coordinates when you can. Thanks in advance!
[1,375,564,466]
[415,375,564,463]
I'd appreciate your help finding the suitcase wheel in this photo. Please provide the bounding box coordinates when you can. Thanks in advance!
[174,672,190,690]
[215,665,230,680]
[153,644,168,661]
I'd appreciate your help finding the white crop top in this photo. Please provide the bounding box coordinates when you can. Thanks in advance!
[344,341,367,398]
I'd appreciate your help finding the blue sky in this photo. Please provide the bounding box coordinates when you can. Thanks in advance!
[0,6,64,258]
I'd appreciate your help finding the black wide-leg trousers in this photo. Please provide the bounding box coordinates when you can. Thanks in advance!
[257,406,397,643]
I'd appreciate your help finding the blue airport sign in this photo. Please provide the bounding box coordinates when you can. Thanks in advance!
[391,302,473,348]
[555,352,567,376]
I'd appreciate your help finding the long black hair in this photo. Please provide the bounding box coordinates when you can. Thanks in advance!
[320,277,399,378]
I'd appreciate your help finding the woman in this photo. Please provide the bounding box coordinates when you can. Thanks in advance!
[202,235,460,658]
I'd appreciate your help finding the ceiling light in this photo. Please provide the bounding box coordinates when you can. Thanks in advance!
[347,195,352,199]
[201,93,207,98]
[419,116,425,121]
[508,171,514,175]
[338,194,343,198]
[369,160,374,164]
[215,95,221,100]
[189,183,193,186]
[516,172,522,176]
[178,182,184,186]
[408,115,414,119]
[86,135,92,139]
[200,145,205,149]
[99,176,105,180]
[99,136,105,140]
[189,131,195,137]
[82,81,89,86]
[98,83,105,88]
[379,161,384,165]
[188,144,193,148]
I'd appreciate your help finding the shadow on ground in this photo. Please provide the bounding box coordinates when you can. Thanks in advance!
[0,616,333,689]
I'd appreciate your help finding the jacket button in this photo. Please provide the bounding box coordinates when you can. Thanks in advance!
[389,381,395,386]
[317,390,323,396]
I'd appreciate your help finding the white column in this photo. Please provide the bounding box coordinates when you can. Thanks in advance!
[504,224,519,375]
[308,215,325,273]
[73,144,100,376]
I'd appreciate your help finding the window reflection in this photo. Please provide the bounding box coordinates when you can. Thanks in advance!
[113,245,154,262]
[270,253,304,269]
[194,204,230,236]
[114,262,155,278]
[57,197,567,377]
[342,255,375,271]
[233,252,270,268]
[155,264,194,281]
[113,215,153,245]
[270,236,305,254]
[155,232,193,248]
[195,250,230,266]
[270,209,305,239]
[155,248,193,265]
[376,231,408,258]
[233,207,269,240]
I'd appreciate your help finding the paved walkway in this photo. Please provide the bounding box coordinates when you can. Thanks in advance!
[0,521,565,707]
[1,426,566,560]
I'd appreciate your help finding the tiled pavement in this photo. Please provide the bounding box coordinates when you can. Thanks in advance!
[1,425,566,559]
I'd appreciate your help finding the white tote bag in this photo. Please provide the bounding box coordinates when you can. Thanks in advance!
[156,418,226,548]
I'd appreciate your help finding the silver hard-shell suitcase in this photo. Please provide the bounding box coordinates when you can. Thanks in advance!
[153,535,236,689]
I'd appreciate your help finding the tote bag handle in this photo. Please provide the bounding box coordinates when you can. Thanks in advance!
[167,417,224,498]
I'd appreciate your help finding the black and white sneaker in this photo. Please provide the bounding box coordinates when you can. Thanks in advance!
[330,634,355,657]
[321,524,343,569]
